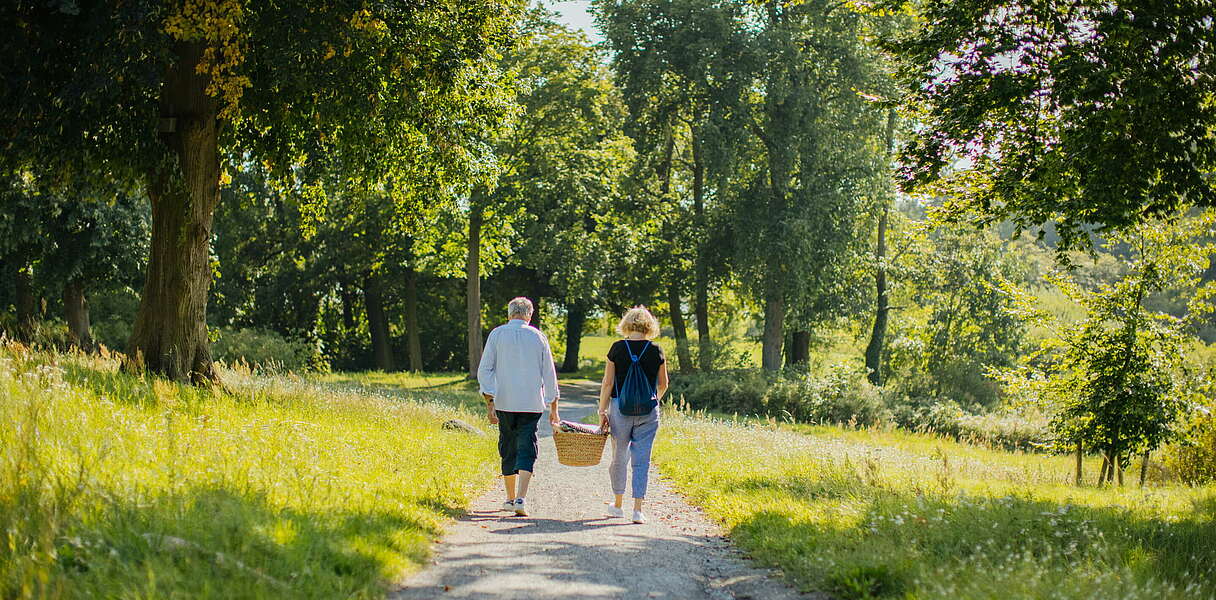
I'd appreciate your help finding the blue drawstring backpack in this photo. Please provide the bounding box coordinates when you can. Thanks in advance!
[614,340,657,416]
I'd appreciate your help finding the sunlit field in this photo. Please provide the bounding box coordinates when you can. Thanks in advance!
[654,411,1216,600]
[572,334,763,374]
[0,344,495,599]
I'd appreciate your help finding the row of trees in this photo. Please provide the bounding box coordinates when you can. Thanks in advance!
[2,0,1214,413]
[0,0,896,379]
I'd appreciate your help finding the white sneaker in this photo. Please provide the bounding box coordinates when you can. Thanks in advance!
[607,505,625,518]
[514,499,529,516]
[502,500,517,512]
[632,510,646,524]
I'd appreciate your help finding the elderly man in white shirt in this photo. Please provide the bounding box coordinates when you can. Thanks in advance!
[478,297,560,517]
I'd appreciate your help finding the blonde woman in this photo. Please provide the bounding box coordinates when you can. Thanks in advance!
[598,306,669,524]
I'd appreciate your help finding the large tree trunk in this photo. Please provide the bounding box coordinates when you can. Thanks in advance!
[561,303,587,372]
[760,117,793,373]
[63,280,93,351]
[466,203,483,377]
[126,41,220,383]
[761,290,785,371]
[14,264,37,342]
[864,109,898,386]
[787,330,810,366]
[692,129,713,371]
[364,275,394,371]
[667,283,693,373]
[405,267,422,373]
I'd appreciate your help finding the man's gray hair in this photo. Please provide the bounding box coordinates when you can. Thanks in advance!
[507,297,534,319]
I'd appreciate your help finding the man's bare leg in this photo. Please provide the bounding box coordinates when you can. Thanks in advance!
[504,474,517,502]
[516,470,533,499]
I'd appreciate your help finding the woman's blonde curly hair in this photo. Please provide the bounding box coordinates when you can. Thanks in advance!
[616,306,660,340]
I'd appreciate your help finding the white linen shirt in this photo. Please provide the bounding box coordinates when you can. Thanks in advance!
[477,319,559,413]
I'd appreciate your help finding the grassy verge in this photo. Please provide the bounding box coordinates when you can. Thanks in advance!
[1,344,496,599]
[654,412,1216,600]
[310,370,479,408]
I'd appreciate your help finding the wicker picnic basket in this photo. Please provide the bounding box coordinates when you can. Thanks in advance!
[553,427,609,467]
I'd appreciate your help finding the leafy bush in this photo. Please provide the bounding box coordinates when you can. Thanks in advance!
[669,366,886,427]
[0,315,71,349]
[90,288,141,350]
[891,397,1048,451]
[211,327,321,372]
[1163,411,1216,485]
[671,366,1048,449]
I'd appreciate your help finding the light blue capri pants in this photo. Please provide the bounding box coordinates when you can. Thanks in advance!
[608,402,660,498]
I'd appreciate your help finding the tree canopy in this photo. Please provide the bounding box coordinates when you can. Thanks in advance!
[889,0,1216,251]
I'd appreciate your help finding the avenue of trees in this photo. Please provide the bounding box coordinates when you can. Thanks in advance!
[3,1,1215,481]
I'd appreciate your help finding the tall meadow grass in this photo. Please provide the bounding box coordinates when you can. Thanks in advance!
[0,344,496,599]
[654,412,1216,600]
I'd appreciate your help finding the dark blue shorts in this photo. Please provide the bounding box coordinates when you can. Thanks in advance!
[497,410,541,475]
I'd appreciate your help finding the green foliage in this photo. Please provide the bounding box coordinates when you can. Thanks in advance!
[890,398,1049,452]
[0,318,71,349]
[211,327,321,373]
[669,366,888,427]
[1164,411,1216,485]
[889,0,1216,252]
[0,177,148,327]
[1,0,526,379]
[0,345,496,598]
[486,8,637,307]
[89,289,142,350]
[885,227,1030,407]
[999,213,1216,466]
[654,412,1216,600]
[728,1,892,347]
[594,0,750,344]
[0,0,525,188]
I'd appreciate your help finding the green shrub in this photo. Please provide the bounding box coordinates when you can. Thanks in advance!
[956,410,1049,451]
[890,397,1048,452]
[1163,412,1216,485]
[669,366,885,427]
[211,327,321,372]
[766,366,887,427]
[91,317,132,351]
[672,367,1048,449]
[90,288,140,350]
[0,316,72,349]
[670,370,768,416]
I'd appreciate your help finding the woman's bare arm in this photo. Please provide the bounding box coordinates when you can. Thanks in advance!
[657,362,669,400]
[599,361,616,414]
[598,360,617,421]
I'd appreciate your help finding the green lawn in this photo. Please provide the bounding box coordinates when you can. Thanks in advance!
[1,345,496,599]
[654,411,1216,600]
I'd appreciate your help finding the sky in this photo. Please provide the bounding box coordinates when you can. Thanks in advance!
[548,0,603,42]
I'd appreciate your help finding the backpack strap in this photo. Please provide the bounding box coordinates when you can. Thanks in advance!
[625,340,651,363]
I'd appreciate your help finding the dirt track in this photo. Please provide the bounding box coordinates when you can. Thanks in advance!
[391,381,816,600]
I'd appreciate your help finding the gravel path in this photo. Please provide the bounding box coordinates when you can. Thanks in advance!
[391,381,817,600]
